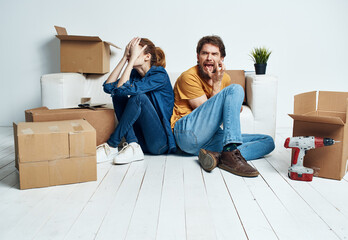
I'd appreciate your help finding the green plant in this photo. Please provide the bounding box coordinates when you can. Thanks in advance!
[250,47,272,64]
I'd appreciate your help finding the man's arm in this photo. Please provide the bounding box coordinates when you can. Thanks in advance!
[187,94,207,109]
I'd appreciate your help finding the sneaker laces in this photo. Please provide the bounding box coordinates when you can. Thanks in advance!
[97,143,111,156]
[118,142,132,154]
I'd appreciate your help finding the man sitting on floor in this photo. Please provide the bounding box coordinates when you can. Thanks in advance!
[170,35,275,177]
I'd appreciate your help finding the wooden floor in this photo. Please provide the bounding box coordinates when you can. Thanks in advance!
[0,127,348,240]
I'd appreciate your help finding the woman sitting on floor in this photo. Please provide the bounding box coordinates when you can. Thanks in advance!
[97,37,176,164]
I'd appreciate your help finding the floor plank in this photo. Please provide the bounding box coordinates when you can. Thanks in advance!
[125,155,167,240]
[221,170,278,240]
[93,160,149,240]
[202,166,247,240]
[183,156,216,240]
[156,154,186,240]
[33,163,118,240]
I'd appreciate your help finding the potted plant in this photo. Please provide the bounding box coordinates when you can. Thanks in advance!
[250,47,272,75]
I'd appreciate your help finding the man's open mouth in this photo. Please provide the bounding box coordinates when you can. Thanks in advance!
[203,63,214,72]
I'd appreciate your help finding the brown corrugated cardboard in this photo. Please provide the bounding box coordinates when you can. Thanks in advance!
[15,121,70,163]
[289,91,348,180]
[54,26,120,74]
[49,156,96,186]
[25,106,116,146]
[13,119,97,190]
[225,70,246,102]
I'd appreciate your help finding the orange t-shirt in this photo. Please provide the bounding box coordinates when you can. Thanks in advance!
[170,65,231,129]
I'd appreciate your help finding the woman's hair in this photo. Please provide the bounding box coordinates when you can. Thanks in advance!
[139,38,166,68]
[196,35,226,58]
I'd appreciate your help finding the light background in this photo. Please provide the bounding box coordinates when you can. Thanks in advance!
[0,0,347,127]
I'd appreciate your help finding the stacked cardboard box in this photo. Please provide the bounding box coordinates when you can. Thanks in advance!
[54,26,120,74]
[25,106,116,146]
[14,119,97,190]
[289,91,348,180]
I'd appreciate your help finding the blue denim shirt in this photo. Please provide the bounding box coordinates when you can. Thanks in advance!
[103,66,176,153]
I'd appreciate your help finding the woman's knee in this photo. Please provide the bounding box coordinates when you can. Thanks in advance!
[128,94,148,104]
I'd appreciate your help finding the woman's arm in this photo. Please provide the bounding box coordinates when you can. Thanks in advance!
[105,57,127,84]
[113,68,168,96]
[105,37,136,84]
[117,37,146,88]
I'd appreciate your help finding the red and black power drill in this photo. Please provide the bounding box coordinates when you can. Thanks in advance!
[284,136,340,181]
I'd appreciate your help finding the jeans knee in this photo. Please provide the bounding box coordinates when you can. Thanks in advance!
[225,84,244,100]
[128,94,147,104]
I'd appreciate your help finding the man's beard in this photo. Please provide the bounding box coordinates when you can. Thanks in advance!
[197,64,211,80]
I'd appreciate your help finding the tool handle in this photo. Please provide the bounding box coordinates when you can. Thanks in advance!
[292,147,305,166]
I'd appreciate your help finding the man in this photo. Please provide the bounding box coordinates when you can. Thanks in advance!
[170,35,275,177]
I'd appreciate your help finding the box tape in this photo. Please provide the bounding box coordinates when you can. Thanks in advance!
[49,126,59,132]
[71,122,83,132]
[21,128,34,135]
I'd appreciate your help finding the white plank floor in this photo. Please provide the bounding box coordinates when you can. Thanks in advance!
[1,126,348,240]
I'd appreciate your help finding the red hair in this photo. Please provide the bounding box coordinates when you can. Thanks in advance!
[139,38,166,68]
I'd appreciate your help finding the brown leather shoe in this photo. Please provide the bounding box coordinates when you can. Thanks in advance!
[198,149,221,172]
[219,149,259,177]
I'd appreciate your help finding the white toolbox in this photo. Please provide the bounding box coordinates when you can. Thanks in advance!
[41,73,86,109]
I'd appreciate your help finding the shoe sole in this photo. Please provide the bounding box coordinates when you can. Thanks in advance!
[198,149,218,172]
[113,157,144,165]
[219,163,259,177]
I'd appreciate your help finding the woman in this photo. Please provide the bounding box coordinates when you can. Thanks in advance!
[97,37,176,164]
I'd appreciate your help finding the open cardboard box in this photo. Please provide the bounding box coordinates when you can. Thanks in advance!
[289,91,348,180]
[55,26,120,74]
[25,106,116,146]
[13,119,97,190]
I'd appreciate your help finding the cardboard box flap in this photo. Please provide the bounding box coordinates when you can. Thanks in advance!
[54,26,67,35]
[294,91,317,114]
[25,107,49,122]
[318,91,348,113]
[105,41,121,49]
[289,114,345,125]
[56,35,102,42]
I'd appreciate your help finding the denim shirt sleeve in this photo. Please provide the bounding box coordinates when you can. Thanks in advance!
[103,79,120,94]
[103,67,168,96]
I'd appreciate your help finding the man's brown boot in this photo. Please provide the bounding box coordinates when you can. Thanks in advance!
[198,149,221,172]
[219,149,259,177]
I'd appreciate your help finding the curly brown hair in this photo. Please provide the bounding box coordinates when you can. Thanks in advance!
[196,35,226,58]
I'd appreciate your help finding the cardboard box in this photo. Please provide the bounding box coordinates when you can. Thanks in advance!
[13,119,97,190]
[54,26,120,74]
[25,106,116,146]
[289,91,348,180]
[225,70,246,102]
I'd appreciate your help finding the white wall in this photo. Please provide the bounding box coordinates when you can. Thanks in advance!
[1,0,348,127]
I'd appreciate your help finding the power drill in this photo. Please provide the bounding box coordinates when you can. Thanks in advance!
[284,136,340,181]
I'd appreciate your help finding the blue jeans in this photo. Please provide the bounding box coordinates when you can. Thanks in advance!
[173,84,275,160]
[107,94,168,155]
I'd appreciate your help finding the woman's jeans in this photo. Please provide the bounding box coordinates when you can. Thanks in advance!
[173,84,275,160]
[107,94,168,155]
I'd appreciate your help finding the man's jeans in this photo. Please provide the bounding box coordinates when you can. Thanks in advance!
[107,94,168,154]
[173,84,275,160]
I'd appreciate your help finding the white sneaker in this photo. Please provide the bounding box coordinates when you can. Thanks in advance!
[113,142,144,165]
[96,143,118,164]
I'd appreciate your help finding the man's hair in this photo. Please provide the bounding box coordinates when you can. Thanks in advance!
[196,35,226,58]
